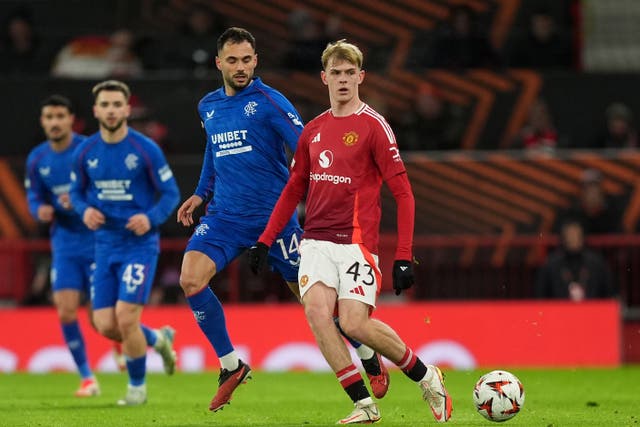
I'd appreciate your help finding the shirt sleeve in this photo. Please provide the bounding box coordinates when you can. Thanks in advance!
[143,143,181,227]
[24,151,46,219]
[385,172,415,261]
[194,128,215,202]
[69,145,90,218]
[266,92,304,152]
[259,128,310,246]
[370,115,406,180]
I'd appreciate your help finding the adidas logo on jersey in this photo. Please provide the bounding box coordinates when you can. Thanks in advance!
[349,286,365,296]
[311,132,321,143]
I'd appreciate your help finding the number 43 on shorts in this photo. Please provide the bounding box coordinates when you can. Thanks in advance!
[122,263,146,293]
[346,261,375,286]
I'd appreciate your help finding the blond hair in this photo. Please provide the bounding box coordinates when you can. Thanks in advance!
[321,39,363,70]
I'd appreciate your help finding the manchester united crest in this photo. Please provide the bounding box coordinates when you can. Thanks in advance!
[342,131,359,146]
[300,275,309,287]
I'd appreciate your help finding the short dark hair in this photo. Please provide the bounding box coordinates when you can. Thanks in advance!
[216,27,256,54]
[91,80,131,102]
[40,94,74,114]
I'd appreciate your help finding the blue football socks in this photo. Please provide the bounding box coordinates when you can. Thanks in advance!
[61,320,92,379]
[126,355,146,386]
[140,324,157,347]
[187,287,234,357]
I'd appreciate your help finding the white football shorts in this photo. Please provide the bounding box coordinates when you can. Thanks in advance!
[298,239,381,308]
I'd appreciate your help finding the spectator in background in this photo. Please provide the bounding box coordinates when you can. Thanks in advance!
[128,95,172,152]
[51,29,143,79]
[555,169,621,235]
[284,7,333,71]
[507,7,573,69]
[593,102,638,149]
[536,219,615,301]
[157,5,226,76]
[0,7,53,75]
[515,97,558,155]
[429,5,501,69]
[396,83,466,150]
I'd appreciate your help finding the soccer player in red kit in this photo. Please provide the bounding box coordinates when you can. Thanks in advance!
[249,40,452,424]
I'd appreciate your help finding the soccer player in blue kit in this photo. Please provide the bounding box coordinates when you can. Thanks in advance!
[176,27,388,412]
[25,94,104,397]
[70,80,180,405]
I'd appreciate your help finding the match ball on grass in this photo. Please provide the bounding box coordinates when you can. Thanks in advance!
[473,370,525,422]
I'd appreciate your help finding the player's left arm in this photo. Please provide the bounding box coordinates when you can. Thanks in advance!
[142,143,181,228]
[372,116,416,294]
[266,92,304,151]
[371,117,415,260]
[386,172,415,261]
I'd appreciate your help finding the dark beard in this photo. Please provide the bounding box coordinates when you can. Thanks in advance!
[100,118,125,133]
[225,74,251,92]
[50,134,67,144]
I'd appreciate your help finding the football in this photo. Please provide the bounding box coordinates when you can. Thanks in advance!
[473,370,525,422]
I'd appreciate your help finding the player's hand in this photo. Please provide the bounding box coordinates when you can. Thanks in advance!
[177,195,203,226]
[83,207,105,230]
[126,213,151,236]
[37,204,54,222]
[58,193,72,210]
[248,242,269,275]
[392,260,414,295]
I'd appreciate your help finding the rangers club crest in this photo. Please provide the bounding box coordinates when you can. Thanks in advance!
[343,131,358,146]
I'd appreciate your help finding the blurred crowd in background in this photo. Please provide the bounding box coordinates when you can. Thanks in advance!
[2,0,639,306]
[1,0,638,153]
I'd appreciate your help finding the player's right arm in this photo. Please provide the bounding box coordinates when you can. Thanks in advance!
[249,131,310,274]
[178,116,215,226]
[258,128,312,246]
[69,142,105,230]
[24,148,54,223]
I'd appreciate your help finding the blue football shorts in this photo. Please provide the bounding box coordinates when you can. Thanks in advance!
[185,214,302,283]
[91,249,158,310]
[50,252,95,294]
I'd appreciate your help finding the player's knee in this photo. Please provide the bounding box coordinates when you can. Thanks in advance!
[94,320,116,338]
[337,314,366,341]
[56,306,77,323]
[304,302,333,329]
[179,271,207,296]
[337,319,360,341]
[116,317,138,337]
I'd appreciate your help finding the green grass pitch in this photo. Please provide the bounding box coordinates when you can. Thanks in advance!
[1,367,639,426]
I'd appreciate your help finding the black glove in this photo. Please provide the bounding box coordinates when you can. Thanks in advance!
[248,242,269,275]
[392,260,414,295]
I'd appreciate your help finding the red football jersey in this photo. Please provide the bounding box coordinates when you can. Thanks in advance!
[290,103,407,254]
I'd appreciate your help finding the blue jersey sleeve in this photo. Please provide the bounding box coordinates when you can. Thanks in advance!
[266,92,304,152]
[193,133,215,202]
[25,147,47,219]
[143,142,180,227]
[69,142,91,218]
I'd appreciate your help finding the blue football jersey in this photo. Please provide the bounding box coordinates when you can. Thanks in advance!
[25,134,93,255]
[194,77,304,221]
[70,128,180,250]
